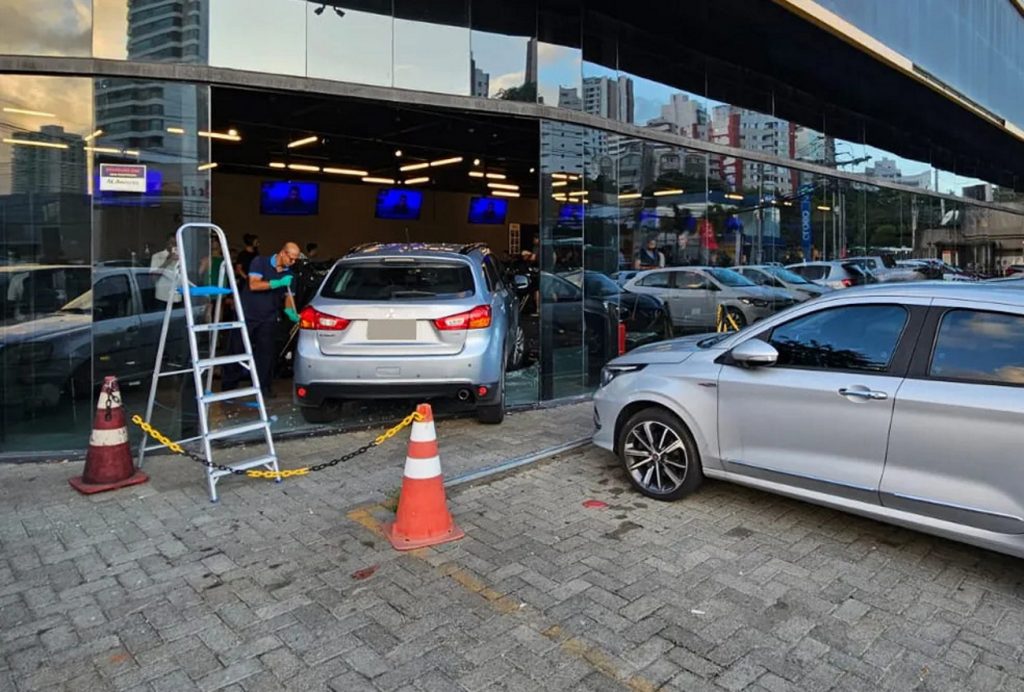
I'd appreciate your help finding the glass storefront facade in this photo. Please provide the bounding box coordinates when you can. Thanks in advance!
[2,0,1023,456]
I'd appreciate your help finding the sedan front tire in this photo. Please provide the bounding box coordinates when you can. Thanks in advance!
[617,407,702,501]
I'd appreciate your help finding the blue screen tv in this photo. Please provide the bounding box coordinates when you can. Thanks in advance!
[375,188,422,220]
[559,203,584,222]
[468,196,508,225]
[260,181,319,216]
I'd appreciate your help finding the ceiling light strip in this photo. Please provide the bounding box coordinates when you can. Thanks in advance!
[2,107,56,117]
[652,188,684,196]
[288,163,320,172]
[3,138,68,149]
[404,176,430,185]
[362,176,395,184]
[492,190,520,198]
[287,135,319,148]
[323,167,368,176]
[487,182,519,190]
[399,162,430,172]
[197,162,218,171]
[429,156,463,167]
[198,130,242,142]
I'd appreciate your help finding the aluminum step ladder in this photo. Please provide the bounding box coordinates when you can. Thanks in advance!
[137,222,280,501]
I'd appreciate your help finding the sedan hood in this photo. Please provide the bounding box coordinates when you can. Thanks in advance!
[0,312,90,343]
[609,333,712,365]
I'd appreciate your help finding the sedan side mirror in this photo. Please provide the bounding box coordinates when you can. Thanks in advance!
[513,274,530,292]
[730,339,778,367]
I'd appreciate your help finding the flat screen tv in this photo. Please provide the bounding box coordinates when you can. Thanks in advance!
[559,203,584,222]
[467,196,508,225]
[375,188,422,220]
[260,181,319,216]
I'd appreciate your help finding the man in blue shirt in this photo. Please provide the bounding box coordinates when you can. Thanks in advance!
[223,241,301,397]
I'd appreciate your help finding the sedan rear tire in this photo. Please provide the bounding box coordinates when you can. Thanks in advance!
[617,408,702,501]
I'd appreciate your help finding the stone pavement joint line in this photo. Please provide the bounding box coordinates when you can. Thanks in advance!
[345,502,660,691]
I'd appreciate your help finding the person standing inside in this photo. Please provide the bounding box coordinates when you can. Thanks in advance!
[234,234,259,284]
[635,238,666,270]
[150,233,182,305]
[223,242,301,398]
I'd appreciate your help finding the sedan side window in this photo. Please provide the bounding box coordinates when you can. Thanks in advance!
[93,276,134,322]
[638,272,672,288]
[769,305,908,372]
[673,271,708,290]
[930,310,1024,385]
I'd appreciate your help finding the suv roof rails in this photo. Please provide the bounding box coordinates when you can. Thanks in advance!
[459,242,489,256]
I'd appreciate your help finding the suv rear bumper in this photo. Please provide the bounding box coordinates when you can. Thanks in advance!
[295,381,501,407]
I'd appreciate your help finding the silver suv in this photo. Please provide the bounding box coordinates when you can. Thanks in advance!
[293,243,524,424]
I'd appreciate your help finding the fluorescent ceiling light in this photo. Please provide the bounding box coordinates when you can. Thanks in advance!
[782,201,794,206]
[725,193,744,200]
[198,130,242,142]
[269,162,286,169]
[492,190,520,198]
[567,190,589,197]
[399,162,430,172]
[552,173,569,180]
[3,138,68,149]
[816,205,832,211]
[84,146,122,154]
[485,172,506,180]
[362,176,395,184]
[323,167,368,176]
[288,163,320,172]
[653,188,684,196]
[429,156,463,167]
[166,126,185,135]
[84,129,103,142]
[468,171,485,178]
[197,162,218,171]
[552,181,568,188]
[404,176,430,185]
[287,135,319,149]
[2,107,56,117]
[618,192,642,200]
[123,149,140,156]
[487,182,519,190]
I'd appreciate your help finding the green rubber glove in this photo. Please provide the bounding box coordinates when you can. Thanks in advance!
[284,307,299,323]
[269,274,293,290]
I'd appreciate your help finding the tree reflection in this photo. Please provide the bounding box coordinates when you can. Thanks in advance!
[773,337,881,371]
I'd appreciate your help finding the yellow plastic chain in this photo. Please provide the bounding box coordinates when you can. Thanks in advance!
[131,410,425,480]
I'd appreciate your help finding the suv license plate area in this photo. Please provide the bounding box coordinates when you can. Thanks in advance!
[367,320,416,340]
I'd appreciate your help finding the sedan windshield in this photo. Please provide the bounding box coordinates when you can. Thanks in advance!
[583,272,621,298]
[708,268,756,287]
[766,267,811,284]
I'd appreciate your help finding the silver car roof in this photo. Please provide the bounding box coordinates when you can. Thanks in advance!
[814,281,1024,305]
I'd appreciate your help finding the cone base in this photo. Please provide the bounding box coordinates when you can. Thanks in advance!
[69,470,149,495]
[384,521,464,551]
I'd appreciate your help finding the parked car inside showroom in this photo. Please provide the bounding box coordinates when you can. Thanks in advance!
[732,264,833,301]
[293,243,525,424]
[593,282,1024,559]
[624,266,798,331]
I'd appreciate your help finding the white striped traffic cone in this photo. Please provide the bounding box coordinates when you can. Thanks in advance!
[385,403,464,550]
[69,376,148,494]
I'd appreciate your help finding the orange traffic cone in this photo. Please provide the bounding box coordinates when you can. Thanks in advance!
[385,403,464,551]
[69,376,148,494]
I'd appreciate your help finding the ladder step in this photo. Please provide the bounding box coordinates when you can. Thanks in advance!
[209,454,278,478]
[192,321,245,333]
[206,420,270,441]
[202,387,260,404]
[180,285,233,297]
[197,354,251,369]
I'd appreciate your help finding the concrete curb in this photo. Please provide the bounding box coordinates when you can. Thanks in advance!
[445,437,593,488]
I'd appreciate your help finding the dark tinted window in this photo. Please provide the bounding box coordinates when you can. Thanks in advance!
[790,265,827,280]
[638,272,672,288]
[322,261,476,301]
[930,310,1024,385]
[135,272,162,313]
[769,305,908,372]
[93,276,134,321]
[482,255,502,293]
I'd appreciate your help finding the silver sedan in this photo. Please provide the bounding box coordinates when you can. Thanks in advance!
[593,282,1024,558]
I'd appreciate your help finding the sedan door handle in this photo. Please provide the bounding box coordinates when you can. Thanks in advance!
[838,387,888,400]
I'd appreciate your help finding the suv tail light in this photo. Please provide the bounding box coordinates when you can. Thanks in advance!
[433,305,491,331]
[299,306,350,331]
[840,278,853,287]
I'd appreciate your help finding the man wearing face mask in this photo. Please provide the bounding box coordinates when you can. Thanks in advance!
[222,242,301,398]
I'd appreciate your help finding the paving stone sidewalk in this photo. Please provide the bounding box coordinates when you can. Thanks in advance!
[3,410,1024,691]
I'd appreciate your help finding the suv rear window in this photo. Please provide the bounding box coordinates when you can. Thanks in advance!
[791,265,826,280]
[322,261,476,300]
